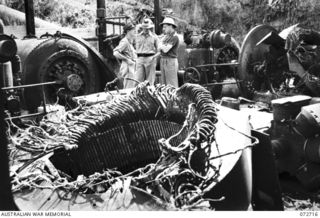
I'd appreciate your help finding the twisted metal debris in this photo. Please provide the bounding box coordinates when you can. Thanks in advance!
[7,82,251,210]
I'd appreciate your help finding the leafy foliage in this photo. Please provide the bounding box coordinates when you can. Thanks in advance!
[2,0,320,38]
[162,0,320,42]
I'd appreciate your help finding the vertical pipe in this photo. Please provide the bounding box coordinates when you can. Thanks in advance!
[97,0,106,56]
[154,0,162,35]
[11,55,22,86]
[24,0,36,37]
[0,19,4,34]
[41,85,47,114]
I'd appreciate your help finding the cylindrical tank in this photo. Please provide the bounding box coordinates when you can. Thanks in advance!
[0,34,17,88]
[0,62,13,88]
[15,34,115,112]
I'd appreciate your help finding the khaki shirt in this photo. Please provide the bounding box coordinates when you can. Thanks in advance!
[135,32,159,54]
[113,37,136,61]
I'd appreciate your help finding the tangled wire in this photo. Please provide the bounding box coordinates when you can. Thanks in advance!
[8,82,255,210]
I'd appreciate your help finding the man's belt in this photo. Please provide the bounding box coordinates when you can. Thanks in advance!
[137,53,155,57]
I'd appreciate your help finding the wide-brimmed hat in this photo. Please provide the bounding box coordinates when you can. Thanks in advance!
[141,19,154,29]
[123,23,135,34]
[160,17,177,28]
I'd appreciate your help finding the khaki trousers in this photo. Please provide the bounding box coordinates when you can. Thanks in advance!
[120,61,136,89]
[160,57,179,87]
[135,56,157,86]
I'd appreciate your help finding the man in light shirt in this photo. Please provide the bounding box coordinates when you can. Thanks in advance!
[135,18,160,86]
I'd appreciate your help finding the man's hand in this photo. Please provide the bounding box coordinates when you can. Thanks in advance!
[151,53,160,61]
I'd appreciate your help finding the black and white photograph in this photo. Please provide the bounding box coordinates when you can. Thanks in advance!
[0,0,319,216]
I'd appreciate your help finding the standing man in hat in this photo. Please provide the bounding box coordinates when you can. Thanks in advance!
[135,18,160,86]
[159,17,179,87]
[113,23,137,89]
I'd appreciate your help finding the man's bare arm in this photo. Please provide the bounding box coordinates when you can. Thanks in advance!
[160,43,174,53]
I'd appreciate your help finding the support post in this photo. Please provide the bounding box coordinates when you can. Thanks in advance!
[154,0,162,35]
[24,0,36,37]
[97,0,106,56]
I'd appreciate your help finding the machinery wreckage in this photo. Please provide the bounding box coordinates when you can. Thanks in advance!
[1,0,320,211]
[8,82,257,210]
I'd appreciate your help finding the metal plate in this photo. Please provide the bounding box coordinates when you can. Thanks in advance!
[251,130,284,211]
[279,24,299,40]
[238,25,277,97]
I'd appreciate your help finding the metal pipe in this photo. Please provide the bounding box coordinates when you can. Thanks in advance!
[41,84,47,114]
[1,81,58,90]
[97,0,106,10]
[24,0,36,37]
[97,0,106,55]
[204,81,242,86]
[196,62,239,68]
[5,112,45,120]
[105,16,129,19]
[154,0,162,35]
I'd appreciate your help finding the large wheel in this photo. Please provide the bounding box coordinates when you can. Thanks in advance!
[238,25,277,98]
[183,67,202,84]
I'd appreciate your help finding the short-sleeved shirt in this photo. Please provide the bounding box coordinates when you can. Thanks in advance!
[160,32,179,58]
[113,37,136,60]
[135,32,159,55]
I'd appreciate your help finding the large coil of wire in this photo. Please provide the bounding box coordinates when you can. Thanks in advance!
[51,82,218,179]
